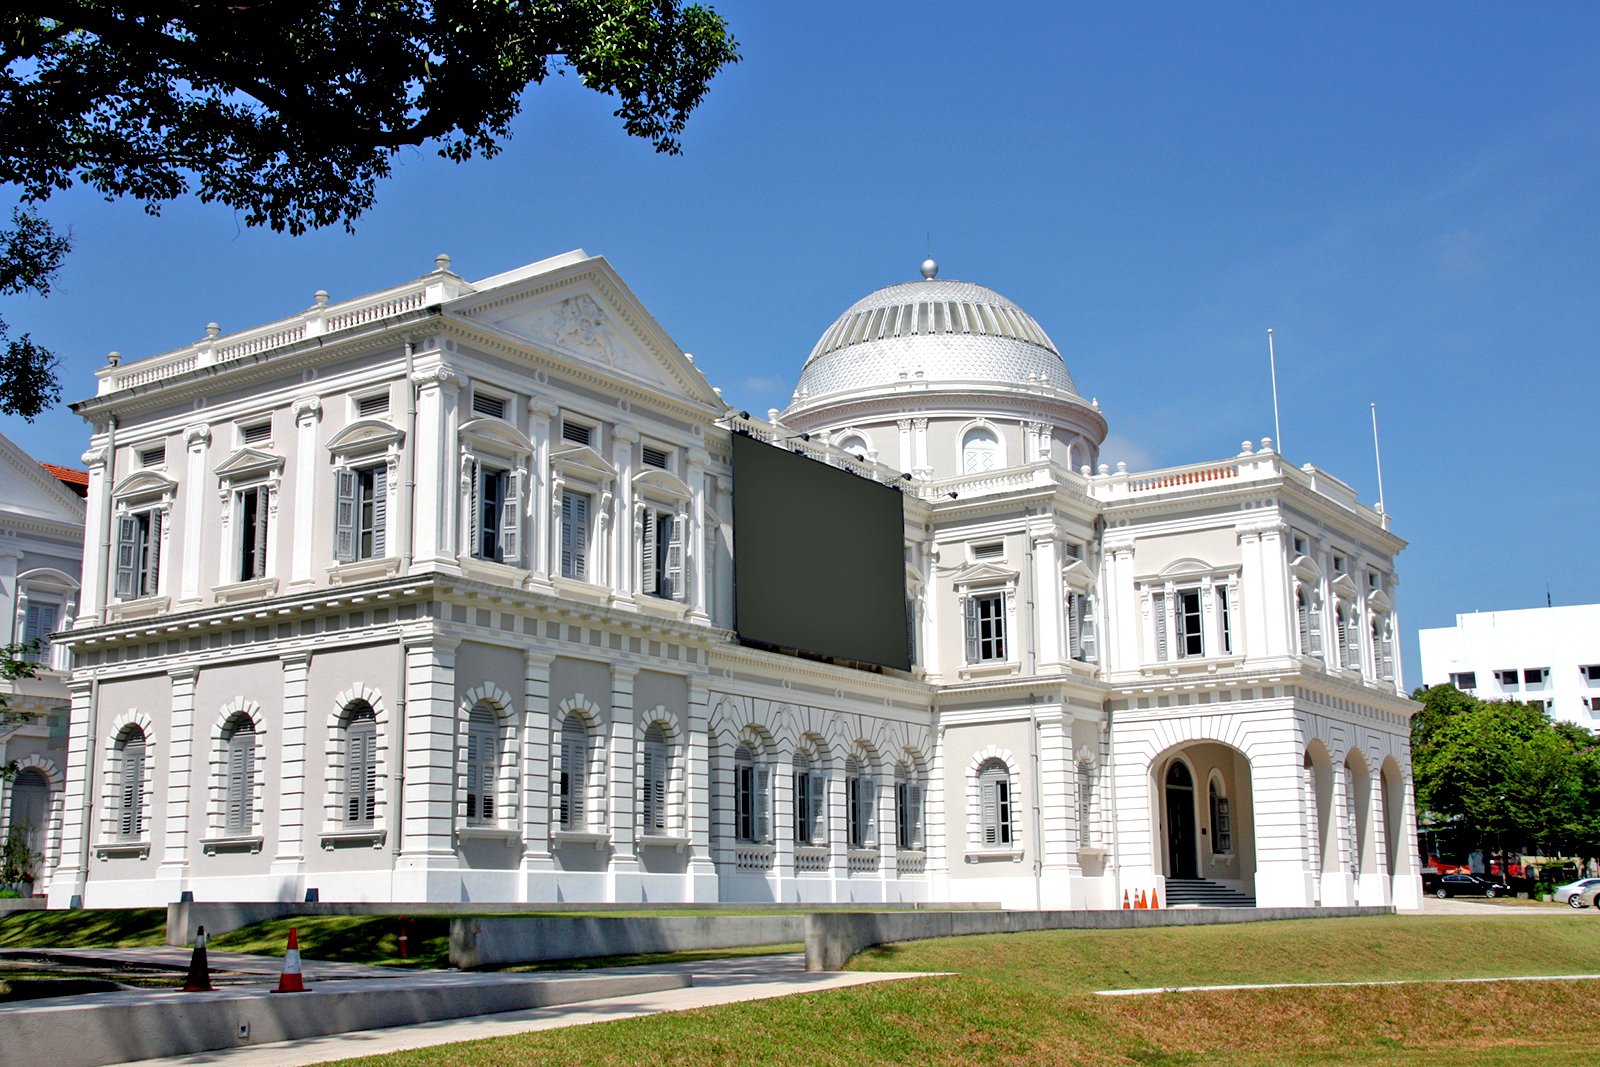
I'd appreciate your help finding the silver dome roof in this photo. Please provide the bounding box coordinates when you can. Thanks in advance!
[791,278,1077,403]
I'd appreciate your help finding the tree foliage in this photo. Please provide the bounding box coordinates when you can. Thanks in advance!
[1411,683,1600,861]
[0,1,740,417]
[1,641,43,781]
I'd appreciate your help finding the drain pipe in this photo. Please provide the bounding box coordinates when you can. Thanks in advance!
[400,339,418,570]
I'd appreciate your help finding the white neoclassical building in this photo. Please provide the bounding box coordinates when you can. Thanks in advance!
[47,250,1423,910]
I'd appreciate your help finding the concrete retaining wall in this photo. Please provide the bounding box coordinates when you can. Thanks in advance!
[451,914,808,969]
[167,900,993,946]
[804,906,1396,971]
[0,971,688,1067]
[0,898,47,914]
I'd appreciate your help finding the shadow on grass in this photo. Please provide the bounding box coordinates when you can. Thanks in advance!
[0,908,167,948]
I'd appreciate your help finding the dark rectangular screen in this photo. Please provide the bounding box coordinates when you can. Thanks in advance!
[731,433,909,671]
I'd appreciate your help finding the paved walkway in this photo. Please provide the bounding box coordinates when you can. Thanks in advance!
[116,954,943,1067]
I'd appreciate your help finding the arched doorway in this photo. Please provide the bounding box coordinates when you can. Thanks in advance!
[6,768,50,889]
[1164,760,1198,879]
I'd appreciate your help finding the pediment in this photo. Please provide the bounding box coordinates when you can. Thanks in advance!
[1366,588,1393,614]
[951,561,1019,586]
[632,468,692,501]
[1061,557,1095,590]
[213,447,285,480]
[16,566,79,594]
[459,418,533,456]
[1290,554,1323,583]
[1159,557,1214,579]
[0,432,85,524]
[112,470,178,499]
[551,443,618,482]
[447,258,722,409]
[1330,572,1361,598]
[327,418,405,454]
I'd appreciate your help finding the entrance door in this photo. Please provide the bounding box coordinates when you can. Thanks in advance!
[1165,761,1198,879]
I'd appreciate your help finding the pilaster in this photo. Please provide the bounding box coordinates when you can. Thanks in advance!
[527,399,558,589]
[179,424,210,604]
[686,448,710,623]
[411,366,460,567]
[271,651,311,873]
[607,664,640,878]
[520,651,556,871]
[77,446,111,625]
[685,682,716,897]
[289,396,321,586]
[158,666,198,880]
[1033,533,1064,671]
[396,637,460,876]
[46,679,93,907]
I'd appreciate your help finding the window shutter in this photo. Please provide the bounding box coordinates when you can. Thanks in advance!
[811,771,827,843]
[334,468,357,562]
[1153,591,1169,661]
[963,598,979,662]
[981,775,998,845]
[500,472,521,565]
[562,492,589,580]
[115,514,138,598]
[864,775,878,845]
[251,487,269,579]
[997,778,1012,844]
[1217,586,1232,654]
[1080,595,1098,663]
[562,725,587,828]
[226,728,253,834]
[736,764,752,841]
[1308,597,1323,656]
[1380,625,1395,681]
[665,513,684,601]
[466,725,480,821]
[346,719,377,825]
[146,509,163,593]
[755,764,772,842]
[1066,593,1081,659]
[121,739,145,838]
[909,782,924,848]
[793,768,809,843]
[25,603,56,653]
[1297,591,1311,655]
[371,466,388,556]
[465,458,480,557]
[640,508,656,593]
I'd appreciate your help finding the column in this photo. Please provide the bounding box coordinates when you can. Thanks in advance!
[611,427,638,603]
[159,666,198,881]
[410,366,460,568]
[1036,710,1073,907]
[46,679,93,907]
[394,636,460,897]
[1033,531,1063,672]
[912,417,929,476]
[180,423,209,603]
[1322,760,1355,906]
[77,445,112,625]
[896,419,912,473]
[527,399,557,589]
[607,665,639,898]
[272,651,311,874]
[520,651,556,878]
[686,448,710,623]
[1103,545,1136,673]
[289,397,321,586]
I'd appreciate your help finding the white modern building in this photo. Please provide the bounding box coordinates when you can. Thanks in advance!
[0,431,85,896]
[47,250,1423,911]
[1418,605,1600,730]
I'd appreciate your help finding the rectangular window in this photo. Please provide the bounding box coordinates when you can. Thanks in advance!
[559,489,591,580]
[1177,589,1204,658]
[114,509,162,599]
[561,420,593,447]
[1217,586,1233,655]
[1332,554,1348,574]
[1067,591,1098,663]
[642,445,669,470]
[335,465,387,562]
[795,768,825,845]
[356,392,389,417]
[848,772,875,848]
[1523,667,1550,690]
[735,761,771,843]
[1495,669,1519,691]
[896,780,924,849]
[965,593,1007,662]
[1450,671,1478,690]
[241,421,271,445]
[22,602,57,663]
[641,507,682,600]
[235,486,269,581]
[472,464,510,562]
[1292,534,1309,557]
[1584,665,1600,684]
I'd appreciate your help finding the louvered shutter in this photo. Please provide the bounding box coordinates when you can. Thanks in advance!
[640,508,656,594]
[1153,591,1169,661]
[810,771,827,843]
[981,774,999,845]
[370,466,388,556]
[1066,593,1081,659]
[643,729,668,832]
[121,737,146,837]
[467,709,497,822]
[251,487,269,579]
[25,603,56,660]
[793,767,809,843]
[561,492,589,580]
[115,514,137,598]
[465,458,480,557]
[346,719,376,824]
[1309,597,1324,657]
[754,764,772,842]
[146,509,162,594]
[847,772,860,846]
[864,776,878,845]
[1297,591,1311,655]
[562,725,586,828]
[226,727,253,833]
[465,724,480,820]
[665,514,684,601]
[736,763,752,840]
[1080,594,1098,663]
[500,472,521,565]
[334,469,357,562]
[963,598,979,662]
[1345,608,1361,670]
[997,778,1012,844]
[1380,625,1395,681]
[909,782,924,848]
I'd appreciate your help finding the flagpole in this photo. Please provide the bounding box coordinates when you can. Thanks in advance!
[1267,329,1282,454]
[1370,402,1387,517]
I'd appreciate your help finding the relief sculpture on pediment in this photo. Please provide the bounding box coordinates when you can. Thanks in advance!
[534,294,616,366]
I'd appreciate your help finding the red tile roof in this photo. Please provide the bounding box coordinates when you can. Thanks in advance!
[40,462,90,497]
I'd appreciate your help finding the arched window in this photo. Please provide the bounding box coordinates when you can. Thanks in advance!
[962,427,1000,474]
[1336,602,1360,671]
[793,750,824,846]
[977,758,1013,846]
[837,435,868,460]
[8,768,49,861]
[1296,587,1323,659]
[641,723,670,834]
[559,713,591,831]
[222,714,256,835]
[344,703,378,826]
[895,763,924,850]
[1208,777,1231,854]
[465,702,499,824]
[734,744,770,843]
[118,727,147,839]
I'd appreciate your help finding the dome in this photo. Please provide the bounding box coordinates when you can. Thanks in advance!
[790,276,1078,406]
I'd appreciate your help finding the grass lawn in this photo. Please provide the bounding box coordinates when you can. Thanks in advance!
[322,915,1600,1066]
[0,908,166,948]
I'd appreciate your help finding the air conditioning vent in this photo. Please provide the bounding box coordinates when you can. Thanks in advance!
[357,393,389,417]
[472,392,506,419]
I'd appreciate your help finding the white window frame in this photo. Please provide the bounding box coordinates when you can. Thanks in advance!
[1063,557,1098,664]
[895,763,925,851]
[959,422,1003,474]
[792,748,827,847]
[845,756,877,850]
[207,703,266,848]
[459,418,532,568]
[734,743,772,844]
[965,591,1009,664]
[975,757,1015,849]
[110,471,176,605]
[1146,565,1241,665]
[326,419,403,568]
[557,711,595,831]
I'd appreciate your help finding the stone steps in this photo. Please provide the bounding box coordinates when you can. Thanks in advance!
[1163,878,1257,908]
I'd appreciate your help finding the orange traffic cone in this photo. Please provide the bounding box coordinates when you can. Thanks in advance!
[1150,888,1160,909]
[182,925,213,991]
[1122,890,1130,909]
[273,926,308,993]
[1135,889,1146,909]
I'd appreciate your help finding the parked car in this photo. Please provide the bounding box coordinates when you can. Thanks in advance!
[1426,873,1512,899]
[1555,877,1600,907]
[1577,884,1600,909]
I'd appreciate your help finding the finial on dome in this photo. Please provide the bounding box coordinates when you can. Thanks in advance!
[920,257,938,280]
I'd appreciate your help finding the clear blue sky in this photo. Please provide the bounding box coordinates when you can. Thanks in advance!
[3,3,1597,687]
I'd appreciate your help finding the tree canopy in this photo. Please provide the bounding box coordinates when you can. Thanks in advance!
[1411,683,1600,865]
[0,1,740,418]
